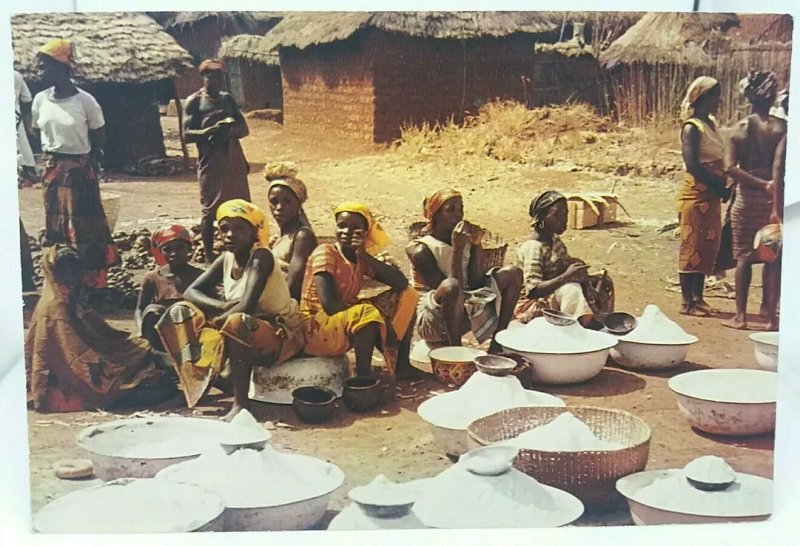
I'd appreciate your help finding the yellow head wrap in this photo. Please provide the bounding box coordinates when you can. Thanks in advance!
[216,199,269,249]
[680,76,720,121]
[333,202,390,255]
[39,38,73,66]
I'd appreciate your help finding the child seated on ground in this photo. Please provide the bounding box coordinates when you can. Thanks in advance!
[299,202,419,380]
[135,225,203,351]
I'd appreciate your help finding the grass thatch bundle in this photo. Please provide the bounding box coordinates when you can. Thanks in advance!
[218,34,279,65]
[12,12,192,83]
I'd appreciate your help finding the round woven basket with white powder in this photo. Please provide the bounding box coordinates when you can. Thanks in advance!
[467,406,651,508]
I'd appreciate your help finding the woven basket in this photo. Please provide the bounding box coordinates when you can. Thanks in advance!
[466,406,651,508]
[407,222,508,273]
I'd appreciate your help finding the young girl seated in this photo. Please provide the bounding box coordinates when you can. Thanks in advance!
[264,162,317,300]
[26,245,173,412]
[300,202,418,379]
[135,225,203,351]
[155,200,304,420]
[514,191,614,327]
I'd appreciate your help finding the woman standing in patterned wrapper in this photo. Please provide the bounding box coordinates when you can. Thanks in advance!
[676,77,728,317]
[32,38,116,290]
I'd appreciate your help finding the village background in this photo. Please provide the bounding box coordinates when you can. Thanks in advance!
[3,3,800,546]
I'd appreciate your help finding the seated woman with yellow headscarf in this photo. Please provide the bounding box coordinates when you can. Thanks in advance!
[155,200,304,421]
[300,203,419,380]
[264,162,317,300]
[26,245,175,413]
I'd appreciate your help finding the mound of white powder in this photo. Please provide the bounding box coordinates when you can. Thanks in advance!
[633,470,772,517]
[500,317,616,354]
[500,413,624,452]
[621,305,694,344]
[34,479,222,533]
[157,445,344,508]
[418,372,563,430]
[411,462,579,528]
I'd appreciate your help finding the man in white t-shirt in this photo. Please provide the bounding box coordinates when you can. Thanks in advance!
[14,70,37,186]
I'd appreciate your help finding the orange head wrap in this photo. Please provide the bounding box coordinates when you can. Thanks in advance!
[199,59,225,74]
[422,188,462,233]
[39,38,73,67]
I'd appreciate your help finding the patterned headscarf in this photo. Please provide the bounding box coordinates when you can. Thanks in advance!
[150,224,193,266]
[333,202,390,255]
[264,161,311,228]
[770,89,789,121]
[216,199,269,249]
[422,188,462,233]
[528,191,566,229]
[680,76,720,121]
[739,70,779,105]
[39,38,73,67]
[199,59,225,74]
[40,245,81,304]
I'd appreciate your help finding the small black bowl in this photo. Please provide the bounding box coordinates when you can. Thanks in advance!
[342,377,382,413]
[291,386,337,424]
[686,476,735,492]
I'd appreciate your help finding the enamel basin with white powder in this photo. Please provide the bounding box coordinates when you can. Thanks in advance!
[34,478,225,533]
[157,445,345,531]
[668,369,777,436]
[610,305,698,370]
[616,457,772,525]
[417,371,565,457]
[77,411,271,480]
[749,332,779,371]
[495,318,617,384]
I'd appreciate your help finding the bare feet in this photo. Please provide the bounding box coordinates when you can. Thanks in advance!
[222,403,247,422]
[722,316,748,330]
[764,321,779,332]
[680,304,710,317]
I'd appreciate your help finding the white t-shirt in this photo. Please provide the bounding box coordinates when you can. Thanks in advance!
[14,71,32,114]
[32,87,105,155]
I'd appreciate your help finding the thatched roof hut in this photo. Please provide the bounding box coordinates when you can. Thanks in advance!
[263,11,568,143]
[11,12,193,169]
[218,35,282,111]
[600,12,793,125]
[11,12,192,83]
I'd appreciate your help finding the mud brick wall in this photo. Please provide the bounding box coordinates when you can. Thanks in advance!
[280,36,377,145]
[372,31,536,143]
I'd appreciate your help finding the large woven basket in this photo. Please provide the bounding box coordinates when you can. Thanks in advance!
[466,406,651,508]
[407,221,507,273]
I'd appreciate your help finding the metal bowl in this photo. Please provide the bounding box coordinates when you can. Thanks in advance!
[749,332,779,371]
[460,445,519,476]
[604,312,638,335]
[543,309,578,327]
[473,355,517,377]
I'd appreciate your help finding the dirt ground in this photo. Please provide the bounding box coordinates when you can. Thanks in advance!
[19,111,775,528]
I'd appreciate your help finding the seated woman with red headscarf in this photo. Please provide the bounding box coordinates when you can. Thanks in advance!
[300,202,419,380]
[155,200,304,421]
[135,225,203,351]
[406,188,522,353]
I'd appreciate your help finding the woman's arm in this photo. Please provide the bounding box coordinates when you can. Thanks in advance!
[682,124,728,196]
[227,95,250,140]
[359,251,409,293]
[182,255,229,315]
[407,243,447,289]
[314,273,347,316]
[466,243,485,290]
[182,96,213,143]
[772,134,787,222]
[88,126,105,163]
[286,229,317,301]
[212,248,274,324]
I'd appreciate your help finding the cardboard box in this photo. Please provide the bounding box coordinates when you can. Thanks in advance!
[567,199,617,230]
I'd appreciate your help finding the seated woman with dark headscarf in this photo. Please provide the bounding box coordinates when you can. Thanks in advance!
[25,245,174,413]
[514,191,614,327]
[264,162,317,300]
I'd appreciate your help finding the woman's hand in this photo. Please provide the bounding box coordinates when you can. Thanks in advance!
[765,180,775,196]
[451,221,472,250]
[351,229,368,257]
[563,262,589,283]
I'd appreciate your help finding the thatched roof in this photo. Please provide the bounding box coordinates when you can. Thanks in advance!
[261,11,561,50]
[153,11,282,33]
[218,34,279,65]
[600,12,742,67]
[12,12,193,84]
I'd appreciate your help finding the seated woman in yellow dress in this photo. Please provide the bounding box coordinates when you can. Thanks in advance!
[300,202,419,379]
[155,200,304,421]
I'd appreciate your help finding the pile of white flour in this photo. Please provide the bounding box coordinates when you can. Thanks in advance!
[500,413,624,451]
[621,305,694,344]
